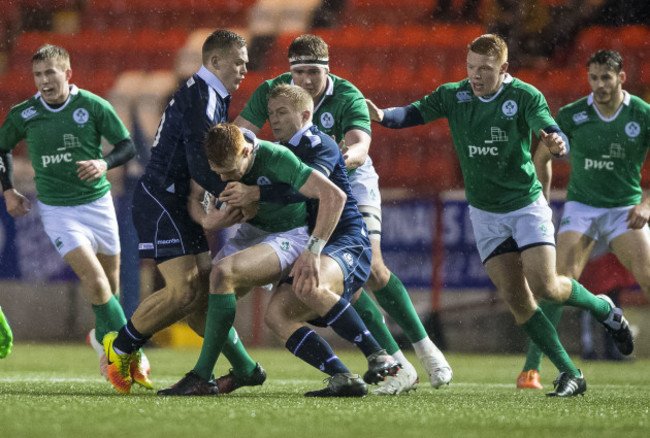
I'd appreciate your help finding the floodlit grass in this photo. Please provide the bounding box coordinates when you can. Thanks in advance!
[1,344,649,438]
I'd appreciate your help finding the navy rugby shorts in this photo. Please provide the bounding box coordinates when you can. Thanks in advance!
[131,180,209,261]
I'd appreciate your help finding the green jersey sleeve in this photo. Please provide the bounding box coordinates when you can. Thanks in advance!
[90,92,130,144]
[0,107,27,151]
[239,74,292,129]
[411,84,451,124]
[266,144,313,190]
[521,85,556,134]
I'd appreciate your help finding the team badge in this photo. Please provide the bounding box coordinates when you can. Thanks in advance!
[342,252,353,267]
[320,112,335,129]
[625,121,640,138]
[73,108,89,124]
[257,176,271,185]
[502,100,517,117]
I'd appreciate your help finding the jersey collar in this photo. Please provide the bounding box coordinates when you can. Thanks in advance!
[287,122,314,147]
[588,90,630,122]
[197,65,230,101]
[36,84,79,112]
[475,73,512,103]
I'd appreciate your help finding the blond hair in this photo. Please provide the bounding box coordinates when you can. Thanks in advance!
[268,84,314,113]
[32,44,71,70]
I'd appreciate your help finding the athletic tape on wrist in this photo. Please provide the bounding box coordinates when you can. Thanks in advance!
[306,236,326,255]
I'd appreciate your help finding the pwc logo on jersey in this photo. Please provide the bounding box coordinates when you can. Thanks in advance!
[468,145,499,157]
[21,106,38,120]
[73,108,89,125]
[502,100,518,117]
[572,111,588,124]
[257,176,271,185]
[320,112,335,129]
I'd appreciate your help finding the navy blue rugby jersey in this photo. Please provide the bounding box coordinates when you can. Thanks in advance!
[282,124,366,240]
[142,66,230,197]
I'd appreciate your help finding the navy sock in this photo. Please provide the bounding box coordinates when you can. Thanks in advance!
[285,326,349,376]
[324,298,382,357]
[113,320,150,354]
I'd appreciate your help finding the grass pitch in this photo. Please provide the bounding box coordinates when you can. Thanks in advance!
[1,344,648,438]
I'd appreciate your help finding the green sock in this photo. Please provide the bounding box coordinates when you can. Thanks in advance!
[522,308,580,377]
[564,278,610,321]
[92,295,127,342]
[193,294,237,380]
[373,273,428,343]
[353,290,400,355]
[221,327,257,377]
[523,301,563,372]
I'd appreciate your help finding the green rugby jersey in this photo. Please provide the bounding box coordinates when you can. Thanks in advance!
[0,85,130,206]
[413,75,555,213]
[556,91,650,208]
[241,139,312,232]
[239,72,371,157]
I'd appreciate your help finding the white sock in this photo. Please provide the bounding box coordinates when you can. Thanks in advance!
[412,337,441,358]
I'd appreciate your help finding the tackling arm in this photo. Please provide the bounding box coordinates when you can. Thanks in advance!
[341,128,371,170]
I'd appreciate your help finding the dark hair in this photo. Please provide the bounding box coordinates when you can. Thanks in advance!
[587,50,623,73]
[288,34,329,60]
[202,30,246,63]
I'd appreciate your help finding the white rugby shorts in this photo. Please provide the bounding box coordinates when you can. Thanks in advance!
[38,192,120,257]
[558,201,650,246]
[349,156,381,211]
[213,223,309,271]
[469,196,555,262]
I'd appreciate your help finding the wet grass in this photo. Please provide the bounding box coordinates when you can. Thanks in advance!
[1,344,648,438]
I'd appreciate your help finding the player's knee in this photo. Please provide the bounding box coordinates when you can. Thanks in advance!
[210,262,238,291]
[367,262,390,290]
[292,285,320,308]
[263,301,283,333]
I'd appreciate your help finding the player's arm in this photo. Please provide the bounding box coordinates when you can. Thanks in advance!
[187,179,246,231]
[77,137,136,182]
[538,126,569,157]
[341,128,370,170]
[533,141,553,203]
[626,196,650,230]
[0,149,30,217]
[366,100,425,128]
[233,115,261,134]
[290,170,346,296]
